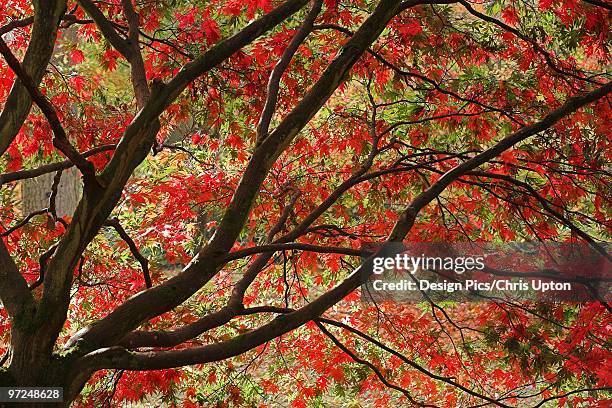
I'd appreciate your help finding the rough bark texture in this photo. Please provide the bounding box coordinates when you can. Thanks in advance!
[21,167,81,218]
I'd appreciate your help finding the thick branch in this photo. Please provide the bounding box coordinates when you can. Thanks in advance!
[0,144,115,185]
[78,0,151,108]
[0,240,36,320]
[39,0,312,356]
[0,16,34,35]
[68,0,406,353]
[120,0,150,108]
[73,81,612,379]
[77,0,132,58]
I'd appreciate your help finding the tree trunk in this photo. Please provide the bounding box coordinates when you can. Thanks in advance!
[21,167,80,218]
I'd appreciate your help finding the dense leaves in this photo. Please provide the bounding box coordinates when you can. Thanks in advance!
[0,0,610,406]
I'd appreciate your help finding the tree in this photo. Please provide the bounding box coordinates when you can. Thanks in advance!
[0,0,610,406]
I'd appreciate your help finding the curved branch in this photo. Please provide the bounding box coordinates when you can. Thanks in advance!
[457,0,599,84]
[0,0,67,156]
[0,37,99,187]
[315,321,430,407]
[1,209,48,237]
[105,218,152,288]
[257,0,323,141]
[38,0,312,353]
[68,0,408,353]
[0,144,115,185]
[389,82,611,240]
[466,170,610,260]
[313,22,523,124]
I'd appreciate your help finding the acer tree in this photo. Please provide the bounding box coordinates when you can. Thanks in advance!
[0,0,610,406]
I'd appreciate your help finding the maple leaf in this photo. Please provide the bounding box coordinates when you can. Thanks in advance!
[70,49,85,64]
[502,7,519,25]
[397,20,422,37]
[102,49,121,71]
[201,18,221,44]
[539,0,555,10]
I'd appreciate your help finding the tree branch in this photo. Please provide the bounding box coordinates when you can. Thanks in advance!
[74,80,612,377]
[39,0,312,356]
[312,23,522,124]
[315,322,428,407]
[389,82,611,241]
[0,0,67,157]
[76,0,132,58]
[465,170,610,260]
[0,16,34,36]
[77,0,151,108]
[1,209,47,237]
[67,0,407,353]
[0,144,115,185]
[120,0,150,108]
[457,0,598,84]
[317,318,513,407]
[0,240,36,320]
[0,37,100,188]
[256,0,323,142]
[104,218,152,288]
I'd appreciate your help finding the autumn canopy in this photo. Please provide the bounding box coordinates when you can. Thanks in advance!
[0,0,610,406]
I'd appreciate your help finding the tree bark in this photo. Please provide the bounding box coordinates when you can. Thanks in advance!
[21,167,81,219]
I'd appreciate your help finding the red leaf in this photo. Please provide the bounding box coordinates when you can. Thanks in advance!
[397,20,422,37]
[502,7,519,25]
[70,49,85,64]
[202,18,221,44]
